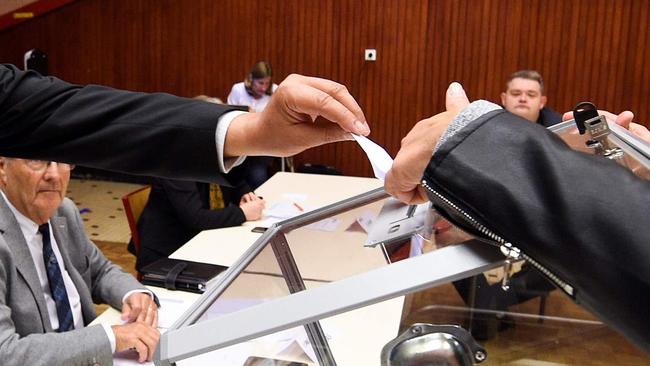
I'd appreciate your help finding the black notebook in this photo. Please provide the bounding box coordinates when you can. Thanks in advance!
[140,258,227,293]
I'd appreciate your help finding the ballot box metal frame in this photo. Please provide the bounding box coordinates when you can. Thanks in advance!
[549,119,650,175]
[153,187,505,366]
[154,118,650,366]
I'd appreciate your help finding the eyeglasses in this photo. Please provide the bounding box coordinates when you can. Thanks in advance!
[20,159,75,172]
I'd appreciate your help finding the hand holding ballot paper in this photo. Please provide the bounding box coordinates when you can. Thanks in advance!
[352,134,394,181]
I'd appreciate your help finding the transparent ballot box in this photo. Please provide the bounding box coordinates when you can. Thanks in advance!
[153,118,650,365]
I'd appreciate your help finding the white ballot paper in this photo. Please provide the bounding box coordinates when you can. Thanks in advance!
[352,134,393,181]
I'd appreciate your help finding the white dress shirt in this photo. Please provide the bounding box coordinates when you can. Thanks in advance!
[216,110,247,172]
[227,82,279,113]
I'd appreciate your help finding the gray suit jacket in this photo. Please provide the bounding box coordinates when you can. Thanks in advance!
[0,197,145,366]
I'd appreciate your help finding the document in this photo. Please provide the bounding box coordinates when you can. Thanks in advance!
[305,217,341,232]
[352,134,393,181]
[157,296,195,329]
[262,193,312,225]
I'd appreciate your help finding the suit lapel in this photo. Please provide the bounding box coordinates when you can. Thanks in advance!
[0,196,53,332]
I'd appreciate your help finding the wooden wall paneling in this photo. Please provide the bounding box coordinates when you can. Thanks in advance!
[477,0,491,97]
[420,0,433,119]
[448,0,459,102]
[568,0,585,108]
[579,0,597,103]
[389,0,403,158]
[593,0,610,106]
[612,1,630,112]
[628,0,648,123]
[631,1,650,126]
[544,0,564,113]
[535,0,549,105]
[556,1,577,113]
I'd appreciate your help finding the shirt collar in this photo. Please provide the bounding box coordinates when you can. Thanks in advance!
[0,191,43,242]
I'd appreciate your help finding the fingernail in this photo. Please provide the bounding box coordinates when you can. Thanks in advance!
[449,82,464,96]
[354,120,370,135]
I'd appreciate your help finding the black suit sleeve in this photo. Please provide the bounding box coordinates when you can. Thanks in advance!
[161,180,246,231]
[0,64,241,183]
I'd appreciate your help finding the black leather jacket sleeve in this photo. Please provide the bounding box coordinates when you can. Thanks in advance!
[423,109,650,353]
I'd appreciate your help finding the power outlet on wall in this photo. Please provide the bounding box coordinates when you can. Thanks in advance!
[364,49,377,61]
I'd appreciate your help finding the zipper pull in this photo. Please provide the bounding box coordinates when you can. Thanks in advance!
[499,243,521,291]
[501,259,512,291]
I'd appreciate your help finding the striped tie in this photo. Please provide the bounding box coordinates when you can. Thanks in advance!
[39,223,74,332]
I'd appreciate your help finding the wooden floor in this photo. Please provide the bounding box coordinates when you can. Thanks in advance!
[77,178,650,365]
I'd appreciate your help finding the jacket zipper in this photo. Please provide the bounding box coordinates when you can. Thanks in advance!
[421,179,575,298]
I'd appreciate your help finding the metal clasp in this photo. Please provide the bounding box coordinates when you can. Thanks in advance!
[573,102,624,160]
[499,243,521,291]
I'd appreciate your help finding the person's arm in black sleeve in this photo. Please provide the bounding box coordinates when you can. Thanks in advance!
[161,179,245,231]
[423,105,650,353]
[1,65,373,184]
[387,85,650,354]
[0,64,240,183]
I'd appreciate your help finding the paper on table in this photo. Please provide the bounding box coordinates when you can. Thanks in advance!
[265,201,305,220]
[356,210,377,233]
[305,217,341,232]
[352,134,393,181]
[157,297,195,329]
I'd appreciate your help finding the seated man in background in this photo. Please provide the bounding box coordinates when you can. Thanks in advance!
[134,171,265,271]
[450,69,561,339]
[134,96,266,271]
[501,69,562,127]
[0,157,159,365]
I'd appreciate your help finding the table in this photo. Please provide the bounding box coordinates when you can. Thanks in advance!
[94,172,403,365]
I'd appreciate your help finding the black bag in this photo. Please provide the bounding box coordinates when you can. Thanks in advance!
[140,258,227,293]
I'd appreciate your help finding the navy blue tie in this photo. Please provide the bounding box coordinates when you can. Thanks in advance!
[39,223,74,332]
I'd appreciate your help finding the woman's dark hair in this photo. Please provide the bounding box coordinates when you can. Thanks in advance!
[244,61,274,96]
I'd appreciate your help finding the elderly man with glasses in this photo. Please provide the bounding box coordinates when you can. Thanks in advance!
[0,158,159,365]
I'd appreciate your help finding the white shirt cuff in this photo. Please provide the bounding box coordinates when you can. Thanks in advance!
[101,289,156,354]
[121,289,154,304]
[216,110,248,173]
[101,323,117,353]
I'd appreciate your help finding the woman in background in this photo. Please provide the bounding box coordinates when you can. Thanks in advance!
[227,61,279,188]
[228,61,278,113]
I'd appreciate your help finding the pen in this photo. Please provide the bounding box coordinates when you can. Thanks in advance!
[293,202,304,212]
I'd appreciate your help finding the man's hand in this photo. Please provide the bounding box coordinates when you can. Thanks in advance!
[563,109,650,143]
[121,292,158,327]
[240,193,265,221]
[224,74,370,157]
[385,82,469,204]
[112,322,160,363]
